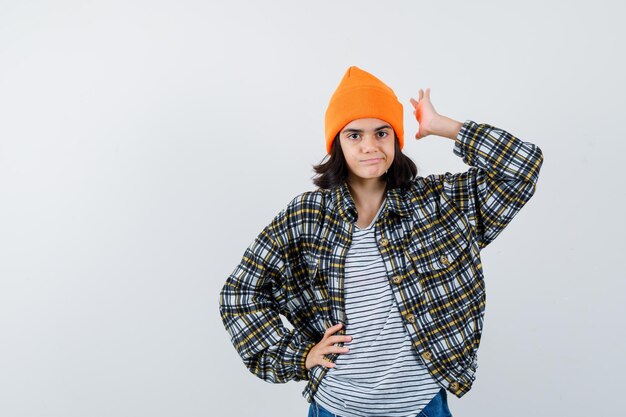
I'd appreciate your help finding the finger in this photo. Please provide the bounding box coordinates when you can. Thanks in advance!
[321,359,336,368]
[324,345,350,355]
[323,323,343,339]
[324,323,342,335]
[313,354,336,367]
[419,89,424,100]
[409,97,419,109]
[326,335,352,345]
[425,88,431,98]
[326,335,353,344]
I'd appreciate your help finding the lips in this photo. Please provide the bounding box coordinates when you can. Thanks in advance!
[361,157,385,164]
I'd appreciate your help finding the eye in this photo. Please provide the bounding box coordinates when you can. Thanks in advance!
[376,131,389,138]
[347,133,360,140]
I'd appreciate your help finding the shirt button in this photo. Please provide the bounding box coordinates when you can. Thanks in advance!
[378,238,389,247]
[421,351,432,361]
[450,381,460,392]
[391,276,402,284]
[440,255,449,266]
[405,314,415,323]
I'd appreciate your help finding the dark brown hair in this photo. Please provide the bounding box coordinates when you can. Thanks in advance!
[312,132,418,190]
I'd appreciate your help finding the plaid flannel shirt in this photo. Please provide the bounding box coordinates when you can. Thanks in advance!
[219,120,544,401]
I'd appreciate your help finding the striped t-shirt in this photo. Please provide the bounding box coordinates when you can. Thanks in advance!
[313,198,442,417]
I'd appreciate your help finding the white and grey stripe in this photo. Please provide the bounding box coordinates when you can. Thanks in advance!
[313,199,442,417]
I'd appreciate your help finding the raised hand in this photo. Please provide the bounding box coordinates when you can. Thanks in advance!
[410,88,440,140]
[410,89,463,141]
[305,323,352,370]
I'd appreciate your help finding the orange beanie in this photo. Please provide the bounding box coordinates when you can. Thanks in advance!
[324,66,404,154]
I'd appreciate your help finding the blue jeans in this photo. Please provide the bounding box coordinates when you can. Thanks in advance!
[307,388,453,417]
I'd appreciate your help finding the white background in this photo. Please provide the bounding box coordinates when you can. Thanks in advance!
[1,1,624,416]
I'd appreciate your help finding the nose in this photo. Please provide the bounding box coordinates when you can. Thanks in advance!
[360,134,379,152]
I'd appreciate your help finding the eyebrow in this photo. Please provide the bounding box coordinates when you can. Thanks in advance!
[342,124,393,134]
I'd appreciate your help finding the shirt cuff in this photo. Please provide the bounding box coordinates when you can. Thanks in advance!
[293,340,316,381]
[453,119,479,164]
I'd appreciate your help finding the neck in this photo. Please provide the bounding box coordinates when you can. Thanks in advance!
[346,176,387,209]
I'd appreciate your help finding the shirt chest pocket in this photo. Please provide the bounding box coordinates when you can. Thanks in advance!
[304,254,332,317]
[405,220,471,275]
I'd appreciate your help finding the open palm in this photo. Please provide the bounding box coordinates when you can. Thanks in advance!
[410,88,440,140]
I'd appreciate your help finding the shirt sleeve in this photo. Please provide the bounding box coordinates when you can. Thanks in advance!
[219,215,316,383]
[437,120,544,249]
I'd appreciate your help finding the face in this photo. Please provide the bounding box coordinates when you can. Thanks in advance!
[339,118,395,183]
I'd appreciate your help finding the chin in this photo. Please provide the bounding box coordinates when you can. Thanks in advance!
[358,171,386,180]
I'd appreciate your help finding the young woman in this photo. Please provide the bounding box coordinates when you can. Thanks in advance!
[219,66,543,417]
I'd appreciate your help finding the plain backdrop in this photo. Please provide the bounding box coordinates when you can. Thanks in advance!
[1,1,624,416]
